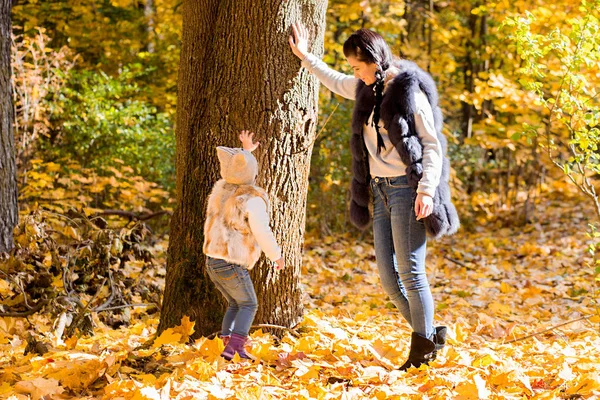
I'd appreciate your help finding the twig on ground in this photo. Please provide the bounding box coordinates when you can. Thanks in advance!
[208,323,301,340]
[503,315,592,344]
[95,303,157,312]
[90,210,171,222]
[0,299,48,317]
[443,255,468,268]
[94,272,116,312]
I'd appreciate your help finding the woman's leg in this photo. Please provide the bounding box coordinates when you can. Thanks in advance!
[387,182,434,339]
[371,179,413,326]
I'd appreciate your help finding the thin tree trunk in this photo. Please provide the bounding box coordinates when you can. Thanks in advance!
[0,0,17,253]
[427,0,433,72]
[144,0,155,53]
[461,8,478,140]
[158,0,327,338]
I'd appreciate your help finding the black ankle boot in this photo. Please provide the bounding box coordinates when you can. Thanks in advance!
[433,326,447,355]
[399,331,436,371]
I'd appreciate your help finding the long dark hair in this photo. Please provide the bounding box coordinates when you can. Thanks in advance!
[343,29,393,154]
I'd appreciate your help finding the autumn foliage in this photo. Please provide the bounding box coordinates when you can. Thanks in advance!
[1,0,600,398]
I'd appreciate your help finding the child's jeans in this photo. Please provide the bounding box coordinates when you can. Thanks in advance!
[206,257,258,337]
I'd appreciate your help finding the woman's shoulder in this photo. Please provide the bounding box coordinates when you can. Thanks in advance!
[388,60,439,107]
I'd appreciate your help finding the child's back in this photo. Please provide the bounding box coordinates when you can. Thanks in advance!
[202,137,283,361]
[203,146,281,269]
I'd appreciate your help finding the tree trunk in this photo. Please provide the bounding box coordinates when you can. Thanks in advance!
[0,0,17,253]
[158,0,327,338]
[144,0,155,53]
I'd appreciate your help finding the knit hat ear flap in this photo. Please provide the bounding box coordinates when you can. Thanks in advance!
[216,147,234,166]
[231,153,248,169]
[215,146,258,185]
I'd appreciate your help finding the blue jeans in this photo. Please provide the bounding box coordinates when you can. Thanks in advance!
[371,175,434,338]
[206,257,258,337]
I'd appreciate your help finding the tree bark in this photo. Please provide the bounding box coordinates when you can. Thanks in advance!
[158,0,327,338]
[0,0,17,253]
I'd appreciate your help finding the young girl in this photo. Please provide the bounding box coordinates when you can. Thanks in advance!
[289,24,459,370]
[203,131,285,360]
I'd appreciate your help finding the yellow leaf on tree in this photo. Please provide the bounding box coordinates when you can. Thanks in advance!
[63,226,80,240]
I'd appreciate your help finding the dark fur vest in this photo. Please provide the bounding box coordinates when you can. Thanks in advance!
[349,59,460,239]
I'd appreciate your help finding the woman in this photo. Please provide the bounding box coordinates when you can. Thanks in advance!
[289,23,459,370]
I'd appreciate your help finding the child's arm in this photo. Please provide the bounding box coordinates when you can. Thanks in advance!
[246,197,284,269]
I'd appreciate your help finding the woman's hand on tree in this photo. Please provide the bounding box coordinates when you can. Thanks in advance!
[289,22,309,60]
[415,193,433,220]
[239,130,259,152]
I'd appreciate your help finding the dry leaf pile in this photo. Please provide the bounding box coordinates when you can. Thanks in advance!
[1,190,599,399]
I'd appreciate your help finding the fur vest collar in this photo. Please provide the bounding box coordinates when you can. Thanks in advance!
[203,179,270,269]
[349,59,460,239]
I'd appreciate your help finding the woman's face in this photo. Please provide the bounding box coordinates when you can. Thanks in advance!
[347,55,379,85]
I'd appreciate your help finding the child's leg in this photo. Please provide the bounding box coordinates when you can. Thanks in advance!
[210,276,238,337]
[226,266,258,337]
[206,257,241,337]
[220,265,258,360]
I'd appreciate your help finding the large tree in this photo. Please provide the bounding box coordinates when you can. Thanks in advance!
[158,0,327,337]
[0,0,17,253]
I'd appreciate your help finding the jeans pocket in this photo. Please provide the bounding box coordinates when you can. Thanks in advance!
[209,264,241,290]
[387,176,410,189]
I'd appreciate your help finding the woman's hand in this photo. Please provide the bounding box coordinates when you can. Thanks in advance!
[239,130,259,152]
[289,22,309,60]
[414,193,433,221]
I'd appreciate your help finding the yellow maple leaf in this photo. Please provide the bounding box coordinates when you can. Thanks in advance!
[15,377,64,400]
[64,335,78,350]
[0,382,12,395]
[45,358,107,390]
[172,315,195,342]
[152,328,182,348]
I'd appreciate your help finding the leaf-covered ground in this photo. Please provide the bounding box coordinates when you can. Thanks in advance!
[1,187,599,399]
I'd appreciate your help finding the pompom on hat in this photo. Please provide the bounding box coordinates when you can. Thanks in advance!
[216,147,258,185]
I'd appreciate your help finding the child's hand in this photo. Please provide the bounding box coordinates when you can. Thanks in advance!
[239,130,260,152]
[274,258,285,270]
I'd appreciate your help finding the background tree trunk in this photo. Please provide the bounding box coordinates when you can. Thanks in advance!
[158,0,327,338]
[144,0,155,53]
[0,0,17,253]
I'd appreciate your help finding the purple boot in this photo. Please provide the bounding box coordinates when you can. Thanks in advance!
[219,334,230,347]
[221,333,252,361]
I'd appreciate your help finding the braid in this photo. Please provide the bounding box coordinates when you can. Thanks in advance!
[372,69,386,155]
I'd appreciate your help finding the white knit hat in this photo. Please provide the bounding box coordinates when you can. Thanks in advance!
[216,147,258,185]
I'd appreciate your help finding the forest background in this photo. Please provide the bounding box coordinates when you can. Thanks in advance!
[0,0,599,398]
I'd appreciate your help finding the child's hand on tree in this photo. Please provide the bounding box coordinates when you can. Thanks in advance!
[274,258,285,270]
[239,130,259,152]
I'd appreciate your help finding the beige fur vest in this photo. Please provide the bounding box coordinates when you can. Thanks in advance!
[203,179,270,269]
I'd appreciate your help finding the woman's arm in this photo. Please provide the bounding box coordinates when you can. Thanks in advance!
[301,54,358,100]
[289,22,358,100]
[414,90,443,198]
